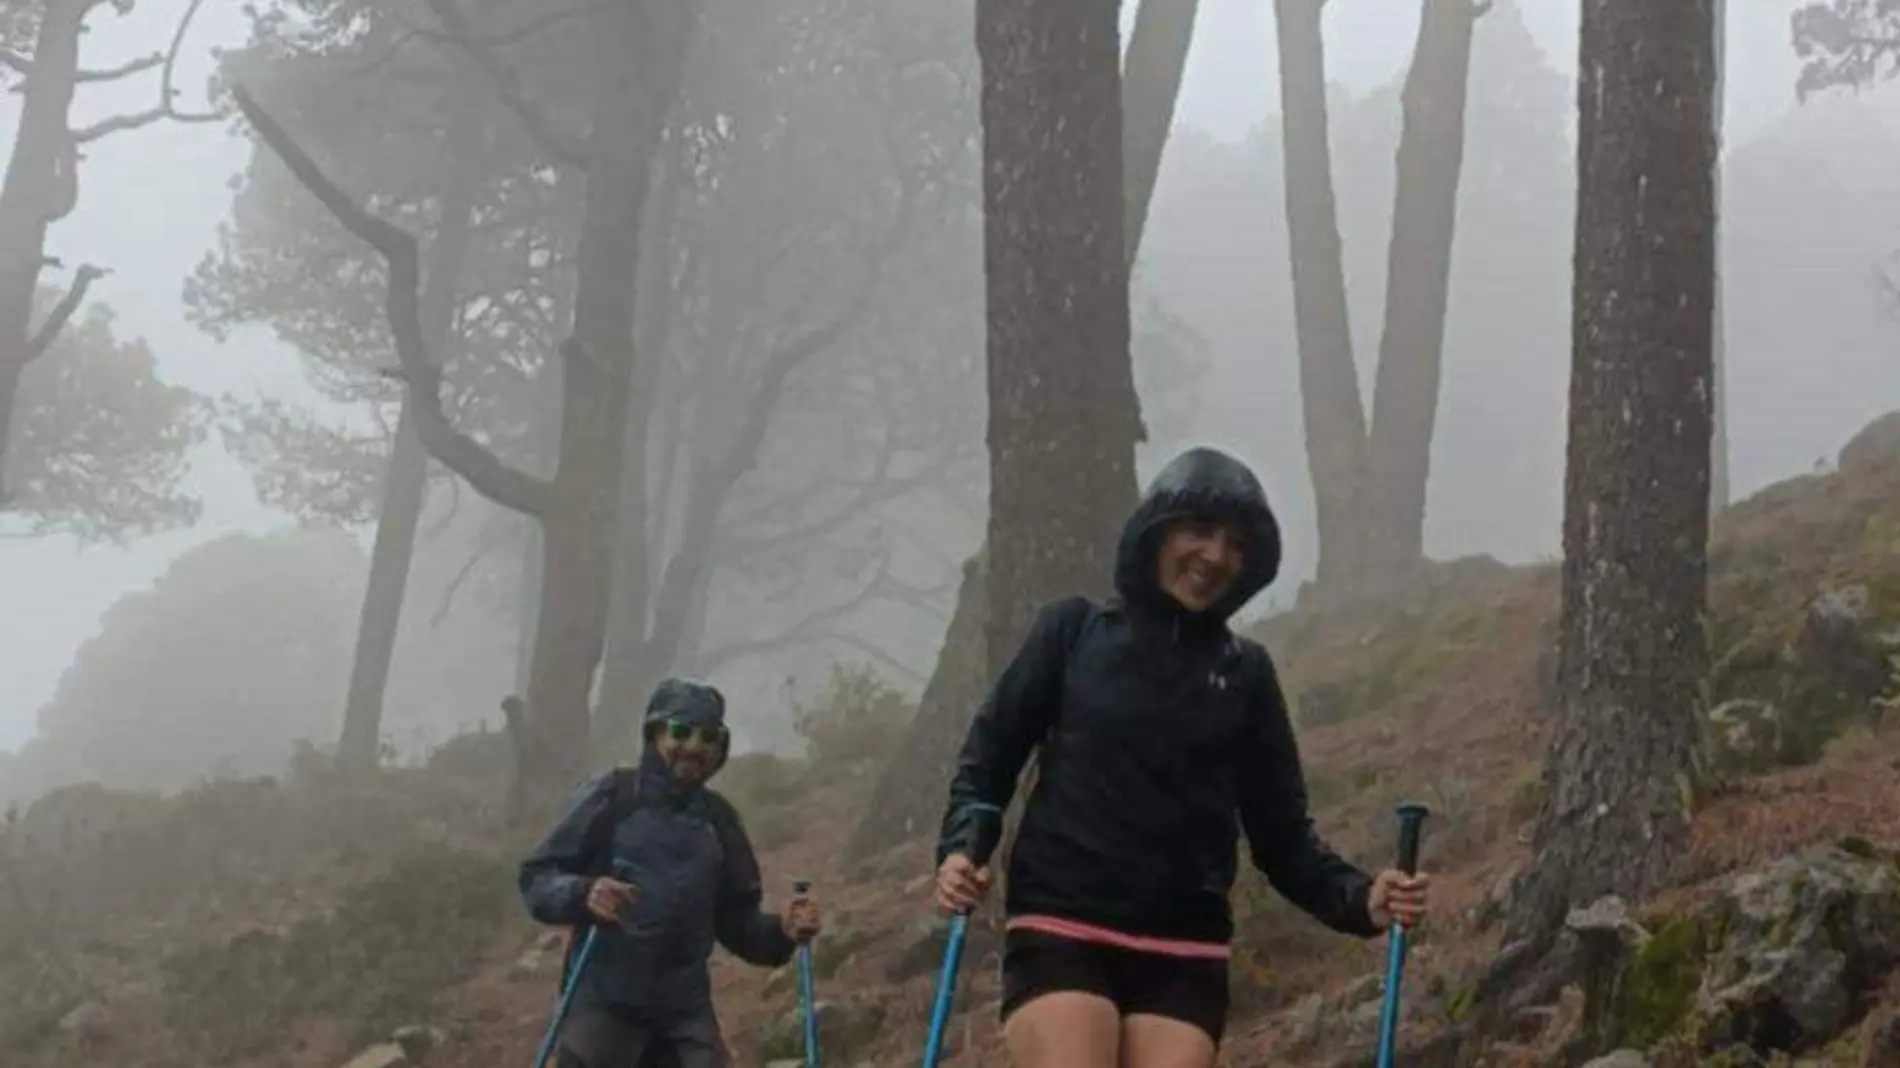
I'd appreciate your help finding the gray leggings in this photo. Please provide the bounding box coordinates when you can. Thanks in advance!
[554,1006,727,1068]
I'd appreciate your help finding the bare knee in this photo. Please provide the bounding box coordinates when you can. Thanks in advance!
[1004,991,1121,1068]
[1119,1014,1217,1068]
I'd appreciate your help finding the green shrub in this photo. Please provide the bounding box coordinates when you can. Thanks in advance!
[791,664,911,770]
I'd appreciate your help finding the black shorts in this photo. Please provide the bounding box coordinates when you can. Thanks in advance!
[999,928,1230,1044]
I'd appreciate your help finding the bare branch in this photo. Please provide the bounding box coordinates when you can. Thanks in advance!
[415,0,589,166]
[231,84,555,517]
[0,49,31,76]
[693,551,945,685]
[76,53,163,82]
[26,264,107,359]
[70,0,222,143]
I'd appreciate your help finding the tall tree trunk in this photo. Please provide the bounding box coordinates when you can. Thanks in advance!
[522,0,694,783]
[1272,0,1370,593]
[1501,0,1716,962]
[847,0,1184,862]
[513,520,541,694]
[334,183,476,772]
[0,0,85,497]
[978,0,1140,670]
[598,136,689,734]
[335,409,429,770]
[1362,0,1484,581]
[1710,0,1729,517]
[1121,0,1199,264]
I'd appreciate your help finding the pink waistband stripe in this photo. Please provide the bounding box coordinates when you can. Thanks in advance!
[1007,914,1233,960]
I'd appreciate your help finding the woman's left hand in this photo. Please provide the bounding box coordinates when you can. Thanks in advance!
[1367,869,1431,929]
[782,897,823,942]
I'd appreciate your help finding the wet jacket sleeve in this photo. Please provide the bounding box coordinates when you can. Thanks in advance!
[518,771,614,926]
[935,596,1089,867]
[1235,646,1381,938]
[709,794,797,967]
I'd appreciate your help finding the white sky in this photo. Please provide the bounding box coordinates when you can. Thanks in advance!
[0,0,1808,749]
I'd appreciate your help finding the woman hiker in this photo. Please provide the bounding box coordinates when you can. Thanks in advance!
[931,446,1431,1068]
[520,678,822,1068]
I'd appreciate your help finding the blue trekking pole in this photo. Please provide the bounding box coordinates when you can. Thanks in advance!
[791,878,820,1068]
[1373,802,1431,1068]
[531,861,636,1068]
[922,802,1003,1068]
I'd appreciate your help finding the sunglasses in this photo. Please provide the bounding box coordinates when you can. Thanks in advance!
[661,720,728,746]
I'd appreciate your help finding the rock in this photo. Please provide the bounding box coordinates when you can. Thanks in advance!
[338,1044,412,1068]
[1837,410,1900,472]
[759,998,887,1063]
[1697,844,1900,1053]
[1704,699,1785,775]
[1861,1006,1900,1067]
[1580,1051,1651,1068]
[57,1001,110,1044]
[390,1025,444,1063]
[1778,586,1890,762]
[1285,992,1326,1051]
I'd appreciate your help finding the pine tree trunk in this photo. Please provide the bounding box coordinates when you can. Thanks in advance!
[1362,0,1482,582]
[335,184,475,773]
[1503,0,1717,952]
[522,0,694,785]
[977,0,1139,668]
[846,0,1182,861]
[1121,0,1198,264]
[1272,0,1370,593]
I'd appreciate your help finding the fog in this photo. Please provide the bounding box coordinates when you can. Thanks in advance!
[0,0,1890,804]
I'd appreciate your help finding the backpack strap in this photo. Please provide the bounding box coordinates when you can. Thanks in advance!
[580,766,643,876]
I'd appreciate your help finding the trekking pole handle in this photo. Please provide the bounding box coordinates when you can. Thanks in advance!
[1394,802,1430,875]
[792,878,812,901]
[965,802,1004,869]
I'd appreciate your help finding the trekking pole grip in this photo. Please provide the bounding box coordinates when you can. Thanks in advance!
[792,878,812,900]
[1394,802,1430,875]
[965,802,1004,870]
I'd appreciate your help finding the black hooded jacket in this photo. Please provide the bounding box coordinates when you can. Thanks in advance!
[935,447,1378,945]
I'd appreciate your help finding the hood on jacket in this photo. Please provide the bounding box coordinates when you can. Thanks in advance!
[1112,446,1283,625]
[637,677,731,789]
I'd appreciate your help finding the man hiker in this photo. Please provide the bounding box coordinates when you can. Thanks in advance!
[520,677,822,1068]
[932,446,1432,1068]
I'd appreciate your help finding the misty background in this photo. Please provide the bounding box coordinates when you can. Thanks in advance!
[2,0,1894,799]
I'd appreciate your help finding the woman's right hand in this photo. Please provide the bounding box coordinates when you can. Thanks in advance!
[586,876,638,924]
[934,852,992,917]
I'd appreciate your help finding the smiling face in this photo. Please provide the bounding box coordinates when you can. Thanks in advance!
[650,718,729,785]
[1155,517,1245,613]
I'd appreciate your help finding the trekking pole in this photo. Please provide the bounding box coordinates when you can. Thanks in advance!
[531,925,599,1068]
[792,878,820,1068]
[922,802,1004,1068]
[531,861,636,1068]
[1372,802,1431,1068]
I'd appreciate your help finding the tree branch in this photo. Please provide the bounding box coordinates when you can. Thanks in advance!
[70,0,222,143]
[414,0,589,166]
[231,84,554,517]
[26,264,106,358]
[0,49,31,77]
[76,53,163,82]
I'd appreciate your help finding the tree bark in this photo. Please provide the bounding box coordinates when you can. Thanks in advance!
[978,0,1140,672]
[1121,0,1198,264]
[847,0,1181,861]
[0,0,85,499]
[1272,0,1370,593]
[1501,0,1716,954]
[1710,0,1729,517]
[1362,0,1484,581]
[520,0,695,783]
[334,182,475,773]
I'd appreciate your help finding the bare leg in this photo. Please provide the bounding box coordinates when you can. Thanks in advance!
[1119,1014,1216,1068]
[1003,991,1122,1068]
